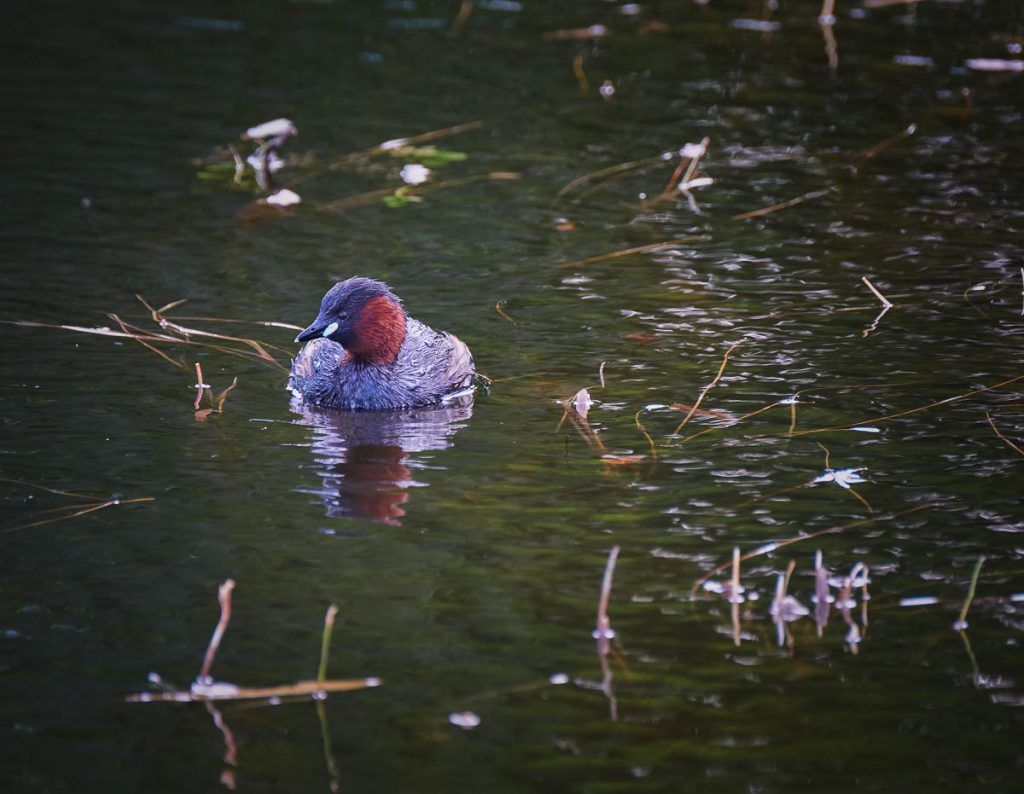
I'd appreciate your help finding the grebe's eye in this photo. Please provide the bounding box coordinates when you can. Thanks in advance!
[338,311,349,320]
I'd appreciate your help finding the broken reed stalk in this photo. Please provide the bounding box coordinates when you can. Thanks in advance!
[137,295,288,368]
[318,604,339,684]
[169,315,303,331]
[0,477,93,500]
[730,546,742,604]
[690,504,936,596]
[955,556,985,630]
[595,546,621,644]
[448,0,474,37]
[1,495,155,534]
[332,120,484,167]
[790,373,1024,437]
[199,579,236,683]
[572,50,589,92]
[110,313,184,369]
[672,340,744,435]
[985,411,1024,457]
[853,123,918,174]
[495,300,515,324]
[862,276,893,308]
[555,150,683,202]
[557,236,704,269]
[194,362,207,410]
[644,138,710,206]
[128,678,379,703]
[732,188,832,221]
[633,409,660,461]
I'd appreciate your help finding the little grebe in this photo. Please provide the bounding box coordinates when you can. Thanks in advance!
[289,277,475,411]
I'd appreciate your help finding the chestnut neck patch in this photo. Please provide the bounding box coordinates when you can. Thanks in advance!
[348,295,407,364]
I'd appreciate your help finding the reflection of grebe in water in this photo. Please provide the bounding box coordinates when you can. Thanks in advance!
[290,395,473,525]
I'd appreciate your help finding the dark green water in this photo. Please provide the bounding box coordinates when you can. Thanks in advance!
[2,1,1023,791]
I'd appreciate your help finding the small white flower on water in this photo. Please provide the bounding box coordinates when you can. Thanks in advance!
[679,177,714,192]
[265,188,301,207]
[812,467,866,490]
[681,141,707,159]
[449,711,481,729]
[599,80,615,100]
[400,163,431,185]
[549,672,570,685]
[244,118,297,140]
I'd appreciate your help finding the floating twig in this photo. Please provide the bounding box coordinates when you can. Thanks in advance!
[321,171,520,211]
[495,300,515,324]
[852,123,917,176]
[0,478,155,534]
[790,373,1024,437]
[332,121,484,167]
[556,149,682,202]
[556,236,704,269]
[732,188,832,221]
[137,295,288,370]
[985,411,1024,457]
[672,340,745,435]
[110,313,185,369]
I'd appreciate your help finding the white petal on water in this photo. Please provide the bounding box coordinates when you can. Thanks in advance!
[893,54,934,68]
[549,673,570,685]
[965,58,1024,72]
[265,189,301,207]
[679,177,714,191]
[849,426,881,433]
[731,18,781,32]
[400,164,431,185]
[899,596,939,607]
[244,118,297,140]
[449,711,481,729]
[681,141,707,159]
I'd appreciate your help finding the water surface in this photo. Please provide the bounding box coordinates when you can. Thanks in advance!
[2,2,1022,792]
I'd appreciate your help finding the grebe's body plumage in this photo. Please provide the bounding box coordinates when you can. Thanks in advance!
[289,278,475,411]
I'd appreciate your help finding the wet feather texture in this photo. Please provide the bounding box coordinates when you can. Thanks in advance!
[289,277,475,411]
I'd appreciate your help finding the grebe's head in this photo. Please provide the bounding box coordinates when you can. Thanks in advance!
[295,277,407,364]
